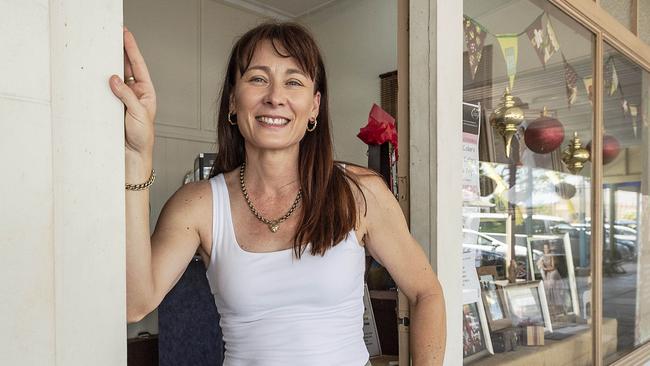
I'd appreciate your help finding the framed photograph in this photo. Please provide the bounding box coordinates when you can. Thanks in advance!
[479,275,512,331]
[463,300,494,362]
[526,233,580,328]
[499,280,553,333]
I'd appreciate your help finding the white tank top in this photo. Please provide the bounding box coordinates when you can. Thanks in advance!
[206,174,370,366]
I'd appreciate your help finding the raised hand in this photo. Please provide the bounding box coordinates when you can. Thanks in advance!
[109,27,157,164]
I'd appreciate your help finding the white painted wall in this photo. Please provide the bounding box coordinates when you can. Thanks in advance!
[1,0,125,365]
[299,0,398,166]
[1,3,54,364]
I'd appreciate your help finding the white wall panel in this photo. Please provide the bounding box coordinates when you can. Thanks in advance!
[200,0,266,131]
[50,0,126,364]
[124,0,201,130]
[0,0,50,101]
[0,99,54,366]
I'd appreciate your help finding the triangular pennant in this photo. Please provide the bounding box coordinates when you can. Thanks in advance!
[543,18,560,64]
[563,55,579,107]
[629,104,638,137]
[609,59,619,96]
[497,35,519,90]
[526,14,546,67]
[463,16,487,80]
[583,76,593,105]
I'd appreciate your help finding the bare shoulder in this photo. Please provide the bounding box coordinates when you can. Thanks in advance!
[164,179,212,213]
[154,179,213,249]
[341,164,394,206]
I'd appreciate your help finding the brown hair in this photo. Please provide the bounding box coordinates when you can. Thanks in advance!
[210,21,364,258]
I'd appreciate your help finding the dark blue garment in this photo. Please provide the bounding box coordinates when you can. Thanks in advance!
[158,257,224,366]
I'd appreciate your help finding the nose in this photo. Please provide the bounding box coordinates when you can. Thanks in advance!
[263,81,286,107]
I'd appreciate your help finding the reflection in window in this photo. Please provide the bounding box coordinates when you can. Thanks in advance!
[602,44,650,364]
[462,1,595,364]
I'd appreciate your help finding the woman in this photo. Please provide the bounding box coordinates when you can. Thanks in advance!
[109,22,445,365]
[536,243,565,315]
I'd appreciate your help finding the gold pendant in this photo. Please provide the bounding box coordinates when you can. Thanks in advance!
[269,223,279,233]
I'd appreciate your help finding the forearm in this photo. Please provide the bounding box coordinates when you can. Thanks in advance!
[125,153,155,321]
[410,293,446,366]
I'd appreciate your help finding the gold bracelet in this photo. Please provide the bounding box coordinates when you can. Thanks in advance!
[126,169,156,191]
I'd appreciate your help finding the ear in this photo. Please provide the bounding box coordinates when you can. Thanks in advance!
[229,93,236,113]
[311,91,321,120]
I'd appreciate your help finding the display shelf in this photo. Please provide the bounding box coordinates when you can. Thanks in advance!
[467,318,618,365]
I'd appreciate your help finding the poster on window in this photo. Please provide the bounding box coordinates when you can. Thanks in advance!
[635,213,650,345]
[463,102,481,204]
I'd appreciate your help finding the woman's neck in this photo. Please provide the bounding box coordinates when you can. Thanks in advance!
[243,146,300,197]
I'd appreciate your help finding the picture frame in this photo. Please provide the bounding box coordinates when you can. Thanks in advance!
[479,275,512,331]
[499,280,553,333]
[526,233,580,328]
[463,299,494,362]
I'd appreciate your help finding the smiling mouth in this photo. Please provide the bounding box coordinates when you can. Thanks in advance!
[256,116,290,127]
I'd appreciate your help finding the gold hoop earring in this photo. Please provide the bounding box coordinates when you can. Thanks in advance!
[228,112,237,126]
[307,118,317,132]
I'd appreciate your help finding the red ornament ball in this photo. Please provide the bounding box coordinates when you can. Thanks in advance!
[524,114,565,154]
[586,135,621,165]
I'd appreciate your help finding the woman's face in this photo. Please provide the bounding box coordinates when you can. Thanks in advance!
[231,40,321,152]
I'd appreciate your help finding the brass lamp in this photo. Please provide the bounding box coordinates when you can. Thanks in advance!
[489,89,526,158]
[561,132,590,174]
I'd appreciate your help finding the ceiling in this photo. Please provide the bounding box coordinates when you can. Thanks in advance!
[223,0,338,19]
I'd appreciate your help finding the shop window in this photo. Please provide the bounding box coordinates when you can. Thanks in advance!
[462,1,596,364]
[601,43,650,364]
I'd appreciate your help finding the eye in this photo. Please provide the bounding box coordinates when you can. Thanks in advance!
[249,76,267,84]
[286,79,304,87]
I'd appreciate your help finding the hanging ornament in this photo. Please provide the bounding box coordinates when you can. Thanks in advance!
[555,182,577,200]
[524,107,565,154]
[561,132,590,174]
[489,89,526,158]
[586,134,621,165]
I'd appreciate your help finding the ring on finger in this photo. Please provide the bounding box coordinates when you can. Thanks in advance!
[125,76,136,84]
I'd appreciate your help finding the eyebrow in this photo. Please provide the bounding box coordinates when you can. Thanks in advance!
[246,65,307,78]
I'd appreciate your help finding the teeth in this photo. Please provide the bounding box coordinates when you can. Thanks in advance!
[256,116,289,126]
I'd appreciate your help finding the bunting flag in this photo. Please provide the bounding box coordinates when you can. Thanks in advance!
[526,14,546,67]
[544,18,560,64]
[497,35,519,90]
[629,104,639,137]
[464,16,487,80]
[563,55,579,107]
[583,76,593,105]
[609,59,619,96]
[622,99,630,115]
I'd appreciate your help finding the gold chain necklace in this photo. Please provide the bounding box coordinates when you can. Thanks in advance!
[239,163,302,233]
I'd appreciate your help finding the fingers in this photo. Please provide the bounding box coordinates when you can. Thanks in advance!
[124,51,134,82]
[109,75,145,114]
[123,28,152,84]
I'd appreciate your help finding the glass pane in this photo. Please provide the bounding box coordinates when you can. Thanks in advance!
[600,0,633,32]
[602,43,650,364]
[462,1,594,364]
